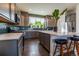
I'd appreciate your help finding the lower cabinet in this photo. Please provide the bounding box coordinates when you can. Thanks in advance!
[39,32,50,52]
[0,37,23,56]
[0,40,18,56]
[24,31,39,39]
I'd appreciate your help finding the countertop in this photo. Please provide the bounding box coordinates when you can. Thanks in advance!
[38,31,79,36]
[10,29,79,36]
[0,33,23,40]
[16,30,79,36]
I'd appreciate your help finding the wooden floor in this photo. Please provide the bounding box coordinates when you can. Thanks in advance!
[23,39,49,56]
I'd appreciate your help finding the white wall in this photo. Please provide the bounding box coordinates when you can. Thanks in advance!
[57,13,66,32]
[76,4,79,32]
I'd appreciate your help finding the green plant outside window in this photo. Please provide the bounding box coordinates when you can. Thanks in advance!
[31,21,45,28]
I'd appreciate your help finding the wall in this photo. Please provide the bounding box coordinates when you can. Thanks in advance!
[57,13,66,32]
[48,18,56,27]
[65,9,76,32]
[45,15,56,27]
[76,4,79,32]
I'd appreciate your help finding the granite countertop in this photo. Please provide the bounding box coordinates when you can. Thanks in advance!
[0,33,23,40]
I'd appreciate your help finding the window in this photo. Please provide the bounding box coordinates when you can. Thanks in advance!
[29,16,46,28]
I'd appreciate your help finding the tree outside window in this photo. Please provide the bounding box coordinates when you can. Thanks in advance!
[29,16,45,28]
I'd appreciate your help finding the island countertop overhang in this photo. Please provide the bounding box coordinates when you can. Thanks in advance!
[38,31,79,36]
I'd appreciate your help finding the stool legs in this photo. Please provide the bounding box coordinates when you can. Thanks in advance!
[53,44,70,56]
[75,41,79,56]
[53,45,58,56]
[69,40,72,49]
[60,45,64,56]
[74,41,76,51]
[66,44,70,56]
[60,44,70,56]
[69,40,79,56]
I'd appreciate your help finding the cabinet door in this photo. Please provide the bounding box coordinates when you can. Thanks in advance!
[10,3,16,22]
[20,11,29,26]
[0,40,17,56]
[0,3,16,22]
[39,32,50,51]
[31,31,37,38]
[0,3,10,19]
[24,31,31,39]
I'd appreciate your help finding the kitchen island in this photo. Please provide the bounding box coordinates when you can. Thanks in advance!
[10,29,79,56]
[39,31,79,56]
[0,33,23,56]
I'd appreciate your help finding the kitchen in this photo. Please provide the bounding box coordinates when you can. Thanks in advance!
[0,3,79,56]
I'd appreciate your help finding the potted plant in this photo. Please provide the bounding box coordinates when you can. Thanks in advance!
[52,8,67,31]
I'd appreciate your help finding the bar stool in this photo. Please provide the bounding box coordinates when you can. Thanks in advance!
[69,36,79,56]
[53,39,70,56]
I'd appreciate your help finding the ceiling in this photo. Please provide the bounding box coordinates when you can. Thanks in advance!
[16,3,77,15]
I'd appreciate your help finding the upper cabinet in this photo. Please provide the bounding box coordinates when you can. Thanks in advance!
[0,3,10,19]
[20,11,29,26]
[0,3,21,25]
[10,3,16,22]
[15,5,21,23]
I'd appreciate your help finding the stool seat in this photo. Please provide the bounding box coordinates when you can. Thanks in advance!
[69,37,74,40]
[70,37,79,41]
[55,39,67,44]
[73,37,79,41]
[69,36,79,56]
[73,35,79,37]
[53,38,69,56]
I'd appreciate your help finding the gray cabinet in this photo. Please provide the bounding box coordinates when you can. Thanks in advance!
[0,40,17,56]
[0,37,23,56]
